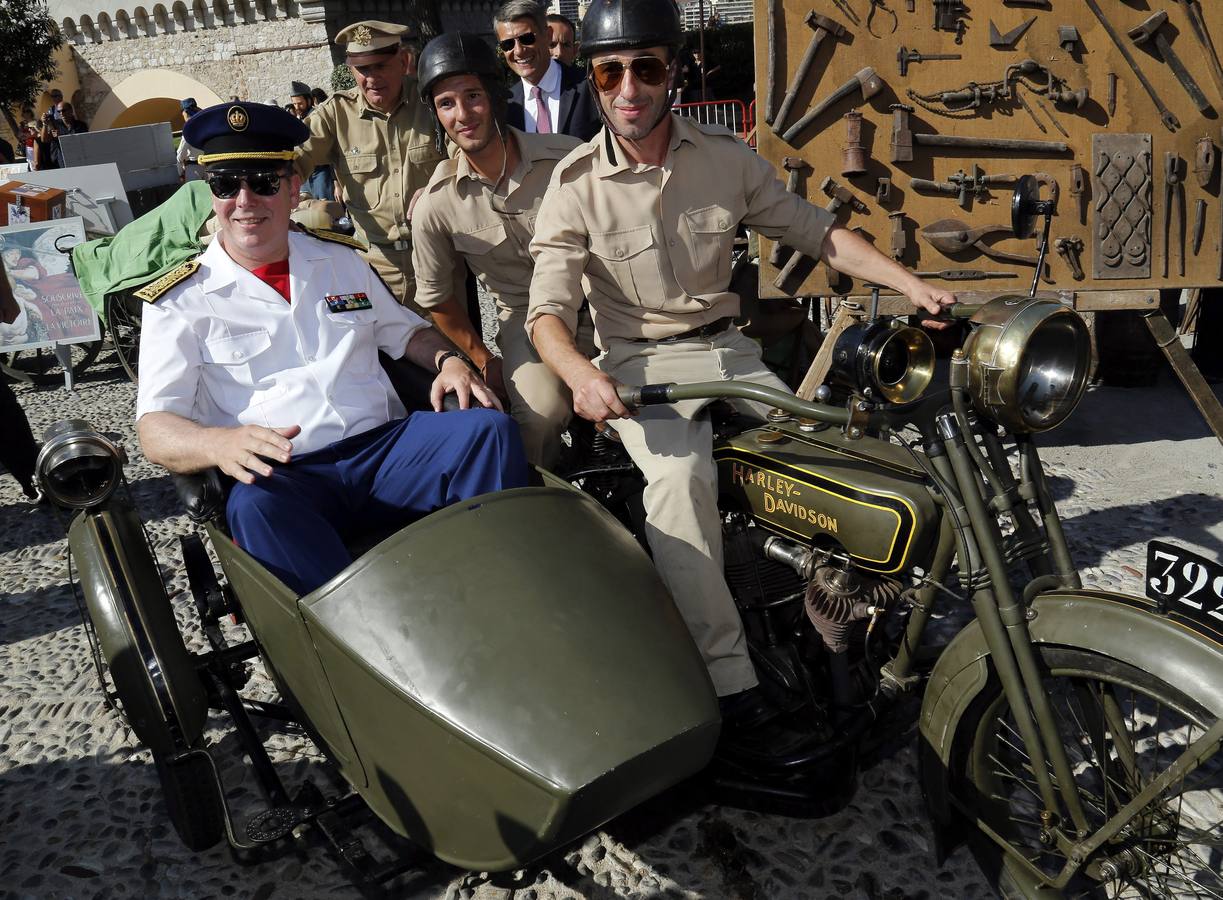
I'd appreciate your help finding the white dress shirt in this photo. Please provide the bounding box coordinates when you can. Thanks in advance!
[136,231,428,455]
[520,59,562,134]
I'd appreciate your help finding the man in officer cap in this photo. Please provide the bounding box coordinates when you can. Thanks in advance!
[410,32,592,469]
[295,20,444,312]
[136,101,526,596]
[528,0,955,750]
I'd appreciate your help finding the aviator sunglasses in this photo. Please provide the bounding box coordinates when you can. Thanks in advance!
[498,31,537,52]
[206,171,287,199]
[590,56,670,93]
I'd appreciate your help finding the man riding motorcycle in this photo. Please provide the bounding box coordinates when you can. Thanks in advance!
[527,0,956,756]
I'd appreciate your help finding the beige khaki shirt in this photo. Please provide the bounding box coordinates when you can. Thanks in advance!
[296,78,444,248]
[412,128,580,313]
[527,116,837,345]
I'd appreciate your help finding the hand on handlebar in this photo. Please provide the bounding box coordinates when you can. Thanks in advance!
[907,283,958,330]
[570,368,634,422]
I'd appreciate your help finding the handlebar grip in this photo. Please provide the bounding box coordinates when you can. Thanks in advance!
[616,383,675,409]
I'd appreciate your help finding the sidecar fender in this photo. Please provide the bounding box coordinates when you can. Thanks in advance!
[919,589,1223,834]
[69,504,210,755]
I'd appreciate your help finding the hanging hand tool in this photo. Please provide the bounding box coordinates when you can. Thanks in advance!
[896,46,962,77]
[770,157,813,266]
[920,217,1053,280]
[1048,82,1090,109]
[1059,26,1080,54]
[910,164,1018,208]
[988,17,1035,49]
[1015,91,1047,133]
[932,0,967,42]
[782,67,884,145]
[842,111,869,176]
[1163,151,1185,278]
[1196,136,1218,188]
[772,12,849,135]
[889,211,906,260]
[866,0,897,36]
[913,269,1019,280]
[1174,0,1223,103]
[1034,97,1070,138]
[1054,237,1085,280]
[876,177,892,203]
[832,0,860,26]
[774,178,867,289]
[1128,11,1213,114]
[1107,73,1117,116]
[889,104,1069,163]
[1084,0,1179,132]
[763,0,780,125]
[1193,199,1206,256]
[1069,164,1086,220]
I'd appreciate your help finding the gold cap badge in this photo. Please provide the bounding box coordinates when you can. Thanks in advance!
[227,105,249,132]
[353,24,372,46]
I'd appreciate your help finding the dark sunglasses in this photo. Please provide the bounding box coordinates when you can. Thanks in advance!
[206,171,286,199]
[590,56,670,93]
[498,32,537,52]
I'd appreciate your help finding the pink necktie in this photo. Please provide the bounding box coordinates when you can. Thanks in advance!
[531,85,552,134]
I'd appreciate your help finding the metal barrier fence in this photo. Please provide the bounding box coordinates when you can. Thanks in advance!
[673,99,753,143]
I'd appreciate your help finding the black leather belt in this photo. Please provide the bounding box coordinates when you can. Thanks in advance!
[633,316,734,344]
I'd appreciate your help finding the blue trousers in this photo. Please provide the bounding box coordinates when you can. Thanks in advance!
[226,409,527,595]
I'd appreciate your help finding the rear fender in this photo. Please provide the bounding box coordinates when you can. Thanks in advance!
[69,503,209,754]
[920,589,1223,834]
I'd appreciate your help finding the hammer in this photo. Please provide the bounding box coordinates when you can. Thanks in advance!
[781,67,884,145]
[772,12,849,133]
[773,177,867,289]
[889,103,1069,163]
[769,156,813,266]
[1129,11,1213,113]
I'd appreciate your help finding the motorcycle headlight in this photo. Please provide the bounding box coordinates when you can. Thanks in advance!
[35,420,127,509]
[962,296,1090,433]
[831,321,935,404]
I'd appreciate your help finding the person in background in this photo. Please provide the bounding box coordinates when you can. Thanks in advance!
[546,12,579,66]
[289,81,336,202]
[496,0,600,141]
[401,34,421,76]
[0,256,42,503]
[177,98,205,182]
[48,103,88,169]
[33,112,59,170]
[289,81,313,119]
[47,89,65,123]
[310,87,328,106]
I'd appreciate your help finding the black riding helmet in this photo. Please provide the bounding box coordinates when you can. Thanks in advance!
[417,32,502,103]
[580,0,682,57]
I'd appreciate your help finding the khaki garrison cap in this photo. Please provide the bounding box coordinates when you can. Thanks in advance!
[336,20,413,58]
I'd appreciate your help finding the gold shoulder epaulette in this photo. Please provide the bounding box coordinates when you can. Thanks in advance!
[134,259,201,302]
[305,227,367,251]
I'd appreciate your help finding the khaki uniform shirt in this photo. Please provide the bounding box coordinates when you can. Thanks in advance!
[412,128,580,313]
[527,117,837,345]
[296,78,444,248]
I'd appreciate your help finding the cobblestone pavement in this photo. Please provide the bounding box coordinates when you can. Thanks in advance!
[1,350,1220,900]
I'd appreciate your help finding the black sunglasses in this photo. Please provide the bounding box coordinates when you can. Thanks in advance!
[590,56,670,93]
[206,171,287,199]
[498,31,537,52]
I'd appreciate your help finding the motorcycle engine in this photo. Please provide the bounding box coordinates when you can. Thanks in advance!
[804,563,902,655]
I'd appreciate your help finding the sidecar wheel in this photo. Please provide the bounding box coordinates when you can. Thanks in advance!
[952,646,1222,898]
[153,748,226,851]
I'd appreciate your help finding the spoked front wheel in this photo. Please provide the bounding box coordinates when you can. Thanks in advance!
[957,646,1222,899]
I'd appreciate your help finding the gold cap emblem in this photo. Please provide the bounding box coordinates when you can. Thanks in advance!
[227,105,249,132]
[353,24,373,46]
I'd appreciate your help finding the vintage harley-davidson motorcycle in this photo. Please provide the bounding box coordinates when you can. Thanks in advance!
[44,178,1222,897]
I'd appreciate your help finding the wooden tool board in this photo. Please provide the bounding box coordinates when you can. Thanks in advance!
[753,0,1223,297]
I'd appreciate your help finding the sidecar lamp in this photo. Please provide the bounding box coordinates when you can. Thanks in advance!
[35,420,128,510]
[964,296,1091,432]
[831,321,935,405]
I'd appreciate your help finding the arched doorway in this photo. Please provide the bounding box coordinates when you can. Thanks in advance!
[91,69,222,131]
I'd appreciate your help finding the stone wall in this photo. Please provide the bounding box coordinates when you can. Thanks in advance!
[71,15,333,123]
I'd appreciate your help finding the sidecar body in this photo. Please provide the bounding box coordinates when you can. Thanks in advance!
[68,458,721,872]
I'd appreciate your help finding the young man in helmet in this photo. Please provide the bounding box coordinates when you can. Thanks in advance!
[136,101,527,597]
[527,0,955,749]
[410,33,592,469]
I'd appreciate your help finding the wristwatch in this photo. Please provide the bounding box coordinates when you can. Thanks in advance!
[436,349,480,375]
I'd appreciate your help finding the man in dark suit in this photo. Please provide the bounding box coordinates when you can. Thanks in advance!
[494,0,601,142]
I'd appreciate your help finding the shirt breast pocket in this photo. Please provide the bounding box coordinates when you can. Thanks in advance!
[684,204,737,287]
[201,329,274,386]
[337,153,379,211]
[588,225,664,309]
[324,309,379,376]
[453,221,518,270]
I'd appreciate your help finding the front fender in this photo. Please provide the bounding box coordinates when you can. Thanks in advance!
[920,589,1223,830]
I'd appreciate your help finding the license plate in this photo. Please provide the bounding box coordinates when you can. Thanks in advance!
[1145,540,1223,632]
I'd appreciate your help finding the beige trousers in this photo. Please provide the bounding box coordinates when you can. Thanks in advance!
[363,242,424,316]
[497,307,595,469]
[596,327,788,696]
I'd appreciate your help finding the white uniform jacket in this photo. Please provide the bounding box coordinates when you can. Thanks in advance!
[136,231,427,455]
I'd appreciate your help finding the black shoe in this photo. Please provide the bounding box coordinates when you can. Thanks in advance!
[715,687,818,765]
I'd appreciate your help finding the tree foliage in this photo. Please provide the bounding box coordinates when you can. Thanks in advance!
[0,0,63,134]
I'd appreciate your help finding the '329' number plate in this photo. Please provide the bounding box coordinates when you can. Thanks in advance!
[1145,540,1223,633]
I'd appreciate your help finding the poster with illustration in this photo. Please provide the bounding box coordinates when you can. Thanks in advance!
[0,216,99,353]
